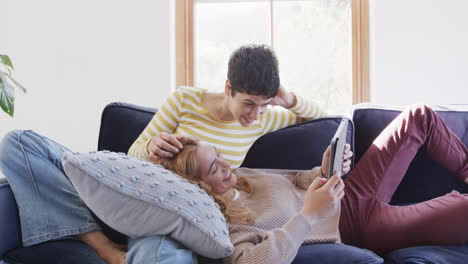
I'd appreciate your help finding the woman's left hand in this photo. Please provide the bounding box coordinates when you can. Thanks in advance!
[321,144,353,178]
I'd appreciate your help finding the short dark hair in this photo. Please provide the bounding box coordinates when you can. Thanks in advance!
[227,44,280,98]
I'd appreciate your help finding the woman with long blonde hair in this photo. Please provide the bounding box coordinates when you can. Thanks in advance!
[156,105,468,264]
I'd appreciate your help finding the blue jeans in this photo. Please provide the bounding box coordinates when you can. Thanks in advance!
[292,243,383,264]
[127,236,198,264]
[0,130,99,246]
[0,130,197,264]
[385,245,468,264]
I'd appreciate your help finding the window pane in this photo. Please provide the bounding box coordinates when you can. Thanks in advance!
[194,0,270,91]
[273,0,352,114]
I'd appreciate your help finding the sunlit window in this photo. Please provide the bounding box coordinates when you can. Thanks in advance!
[194,0,270,91]
[194,0,351,114]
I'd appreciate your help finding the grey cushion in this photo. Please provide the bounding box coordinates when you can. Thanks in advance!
[61,150,233,258]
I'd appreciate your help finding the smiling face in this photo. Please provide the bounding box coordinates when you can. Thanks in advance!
[195,142,237,195]
[226,81,272,127]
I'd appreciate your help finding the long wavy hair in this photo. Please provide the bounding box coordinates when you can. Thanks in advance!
[155,137,255,225]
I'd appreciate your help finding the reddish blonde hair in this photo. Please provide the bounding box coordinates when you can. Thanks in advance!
[156,137,255,225]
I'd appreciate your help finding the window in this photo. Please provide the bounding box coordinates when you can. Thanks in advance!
[177,0,369,114]
[194,1,270,92]
[272,1,352,114]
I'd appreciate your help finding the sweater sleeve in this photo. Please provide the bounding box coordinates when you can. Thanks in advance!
[261,94,326,134]
[242,167,322,190]
[295,167,323,190]
[127,89,183,158]
[224,213,312,264]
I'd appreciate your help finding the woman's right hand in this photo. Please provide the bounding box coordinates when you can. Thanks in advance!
[300,174,345,224]
[147,132,184,161]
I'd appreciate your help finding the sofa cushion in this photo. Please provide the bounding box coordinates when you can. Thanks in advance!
[98,102,156,154]
[384,245,468,264]
[2,239,105,264]
[352,103,468,205]
[242,117,355,171]
[61,151,233,259]
[0,180,21,259]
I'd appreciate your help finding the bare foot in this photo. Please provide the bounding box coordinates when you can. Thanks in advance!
[465,178,468,184]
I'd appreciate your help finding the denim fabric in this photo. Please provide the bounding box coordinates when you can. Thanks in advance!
[0,130,198,264]
[2,234,199,264]
[291,243,383,264]
[385,245,468,264]
[0,130,100,246]
[127,235,198,264]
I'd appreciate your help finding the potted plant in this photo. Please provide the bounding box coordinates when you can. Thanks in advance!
[0,54,26,117]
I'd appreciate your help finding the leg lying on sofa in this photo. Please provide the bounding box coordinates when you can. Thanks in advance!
[0,130,126,264]
[340,104,468,254]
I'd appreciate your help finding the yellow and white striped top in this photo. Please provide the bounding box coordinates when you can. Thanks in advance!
[128,87,326,168]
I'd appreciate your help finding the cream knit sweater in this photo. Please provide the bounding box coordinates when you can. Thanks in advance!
[225,168,341,264]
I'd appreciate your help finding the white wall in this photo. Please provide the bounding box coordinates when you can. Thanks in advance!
[1,0,174,151]
[370,0,468,105]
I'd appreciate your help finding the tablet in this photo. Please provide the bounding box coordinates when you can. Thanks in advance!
[328,118,349,178]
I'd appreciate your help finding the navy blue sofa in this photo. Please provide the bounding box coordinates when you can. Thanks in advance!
[1,102,467,264]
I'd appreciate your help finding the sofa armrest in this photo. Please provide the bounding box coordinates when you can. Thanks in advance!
[0,180,21,259]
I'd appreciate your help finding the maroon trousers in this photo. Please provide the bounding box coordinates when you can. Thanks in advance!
[340,105,468,254]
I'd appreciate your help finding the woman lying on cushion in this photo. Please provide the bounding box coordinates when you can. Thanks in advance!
[156,104,468,264]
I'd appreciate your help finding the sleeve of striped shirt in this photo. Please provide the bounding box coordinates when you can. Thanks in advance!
[225,213,312,264]
[127,89,183,158]
[261,94,326,135]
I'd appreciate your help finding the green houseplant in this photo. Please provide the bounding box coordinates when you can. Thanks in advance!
[0,54,26,117]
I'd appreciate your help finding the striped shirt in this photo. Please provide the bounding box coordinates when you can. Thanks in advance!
[226,168,341,264]
[128,87,326,168]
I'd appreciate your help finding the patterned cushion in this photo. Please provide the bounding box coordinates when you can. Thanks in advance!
[61,150,233,258]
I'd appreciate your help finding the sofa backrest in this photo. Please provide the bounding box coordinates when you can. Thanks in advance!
[242,117,354,170]
[352,103,468,205]
[98,102,157,154]
[98,102,354,170]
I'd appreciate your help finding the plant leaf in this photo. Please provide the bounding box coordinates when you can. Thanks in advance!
[0,55,14,76]
[0,72,15,117]
[4,72,27,93]
[0,55,14,69]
